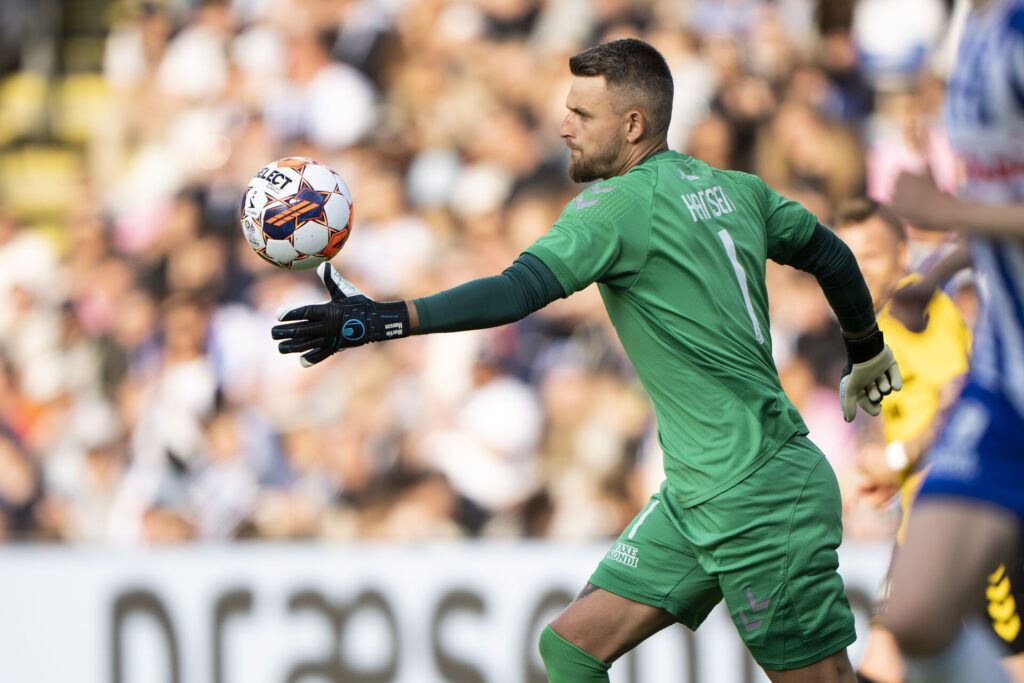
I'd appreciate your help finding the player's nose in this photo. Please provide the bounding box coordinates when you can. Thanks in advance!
[559,114,573,139]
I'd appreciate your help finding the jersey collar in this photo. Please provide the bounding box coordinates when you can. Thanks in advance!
[637,149,674,167]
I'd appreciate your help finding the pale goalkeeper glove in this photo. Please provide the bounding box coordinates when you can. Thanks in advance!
[839,325,902,422]
[271,263,410,367]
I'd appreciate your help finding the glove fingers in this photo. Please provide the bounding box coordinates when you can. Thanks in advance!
[858,395,882,416]
[839,376,857,423]
[276,307,307,323]
[276,303,329,323]
[299,346,333,367]
[318,263,344,300]
[278,337,320,354]
[271,320,321,340]
[318,262,363,301]
[888,362,903,391]
[839,344,903,421]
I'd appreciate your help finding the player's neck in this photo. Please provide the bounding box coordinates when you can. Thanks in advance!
[614,140,669,177]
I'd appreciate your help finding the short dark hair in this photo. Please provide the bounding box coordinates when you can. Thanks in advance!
[834,197,907,243]
[569,39,674,137]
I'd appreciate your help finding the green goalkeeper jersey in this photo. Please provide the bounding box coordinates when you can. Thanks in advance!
[525,150,818,507]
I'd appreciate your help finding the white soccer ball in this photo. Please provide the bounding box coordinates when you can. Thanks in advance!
[240,157,353,270]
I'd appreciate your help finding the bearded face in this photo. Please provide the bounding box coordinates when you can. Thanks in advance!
[567,133,626,183]
[560,76,629,183]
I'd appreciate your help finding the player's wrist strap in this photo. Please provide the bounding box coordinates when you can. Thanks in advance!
[335,298,411,346]
[842,324,884,365]
[364,301,411,343]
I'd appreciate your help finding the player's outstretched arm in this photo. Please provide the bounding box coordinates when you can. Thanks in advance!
[272,254,565,366]
[786,223,903,422]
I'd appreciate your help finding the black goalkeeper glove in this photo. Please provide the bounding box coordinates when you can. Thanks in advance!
[838,324,903,422]
[271,263,410,367]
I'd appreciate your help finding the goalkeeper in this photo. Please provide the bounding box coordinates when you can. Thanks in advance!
[272,39,900,683]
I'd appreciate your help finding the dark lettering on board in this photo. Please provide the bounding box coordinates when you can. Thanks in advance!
[431,590,487,683]
[111,588,181,683]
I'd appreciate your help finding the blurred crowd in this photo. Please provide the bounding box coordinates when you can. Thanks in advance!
[0,0,973,544]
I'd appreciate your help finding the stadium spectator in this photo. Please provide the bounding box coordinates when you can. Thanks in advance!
[262,22,377,151]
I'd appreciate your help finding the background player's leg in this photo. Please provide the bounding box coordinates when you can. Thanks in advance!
[1005,653,1024,683]
[541,583,677,682]
[856,625,905,683]
[763,648,855,682]
[886,499,1019,682]
[856,546,906,683]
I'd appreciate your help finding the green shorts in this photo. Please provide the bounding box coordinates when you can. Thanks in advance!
[589,435,856,671]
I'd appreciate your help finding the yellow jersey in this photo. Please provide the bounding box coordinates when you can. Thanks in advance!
[878,278,971,544]
[877,281,971,445]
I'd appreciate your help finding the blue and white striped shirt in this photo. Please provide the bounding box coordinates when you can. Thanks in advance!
[945,0,1024,415]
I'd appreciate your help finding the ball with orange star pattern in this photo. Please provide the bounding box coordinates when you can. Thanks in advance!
[240,157,353,270]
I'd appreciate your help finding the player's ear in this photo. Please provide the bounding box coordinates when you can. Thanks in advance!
[624,109,645,143]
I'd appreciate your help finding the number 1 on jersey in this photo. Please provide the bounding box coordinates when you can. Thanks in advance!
[717,229,765,344]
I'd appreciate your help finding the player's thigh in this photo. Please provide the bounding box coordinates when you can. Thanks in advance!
[549,585,678,663]
[692,437,855,671]
[886,498,1019,654]
[579,484,724,660]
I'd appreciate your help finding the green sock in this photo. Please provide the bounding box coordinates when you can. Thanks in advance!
[538,625,611,683]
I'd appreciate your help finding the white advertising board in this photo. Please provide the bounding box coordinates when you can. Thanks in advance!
[0,541,889,683]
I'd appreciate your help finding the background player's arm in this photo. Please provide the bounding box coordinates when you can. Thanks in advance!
[887,244,972,333]
[891,170,1024,238]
